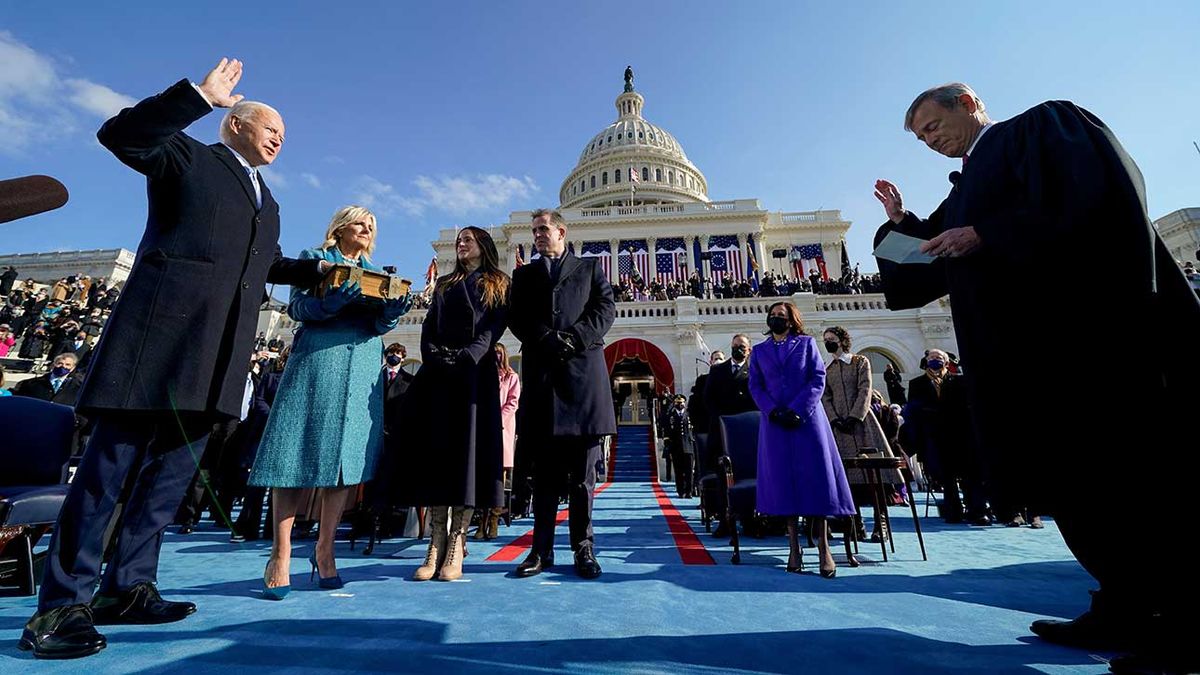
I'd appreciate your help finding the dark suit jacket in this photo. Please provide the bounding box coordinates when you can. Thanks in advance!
[80,80,324,418]
[703,359,757,424]
[509,253,616,437]
[12,372,84,407]
[382,367,414,436]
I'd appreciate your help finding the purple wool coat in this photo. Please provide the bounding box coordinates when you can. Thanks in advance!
[748,333,856,518]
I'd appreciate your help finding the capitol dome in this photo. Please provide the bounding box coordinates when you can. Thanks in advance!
[559,69,708,209]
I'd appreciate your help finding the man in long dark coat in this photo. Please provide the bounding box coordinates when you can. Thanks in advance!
[873,82,1200,674]
[19,59,325,660]
[509,208,616,579]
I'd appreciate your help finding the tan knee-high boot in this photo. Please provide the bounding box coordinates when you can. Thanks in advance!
[438,507,472,581]
[412,507,449,581]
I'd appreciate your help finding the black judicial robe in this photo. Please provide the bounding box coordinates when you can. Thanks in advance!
[874,101,1200,508]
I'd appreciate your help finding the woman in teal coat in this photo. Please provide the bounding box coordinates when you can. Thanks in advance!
[250,205,412,598]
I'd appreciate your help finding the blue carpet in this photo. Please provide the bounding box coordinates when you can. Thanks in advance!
[1,426,1112,673]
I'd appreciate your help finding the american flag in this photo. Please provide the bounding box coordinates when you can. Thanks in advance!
[424,256,438,289]
[514,244,525,269]
[628,167,641,184]
[579,241,612,279]
[618,239,650,283]
[792,243,828,281]
[707,234,745,284]
[655,237,687,283]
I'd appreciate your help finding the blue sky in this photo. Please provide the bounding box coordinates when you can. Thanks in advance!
[3,1,1199,280]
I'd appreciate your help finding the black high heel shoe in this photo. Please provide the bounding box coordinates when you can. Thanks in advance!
[820,566,837,579]
[786,549,803,574]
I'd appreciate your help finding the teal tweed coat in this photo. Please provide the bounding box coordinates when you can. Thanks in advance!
[249,246,399,488]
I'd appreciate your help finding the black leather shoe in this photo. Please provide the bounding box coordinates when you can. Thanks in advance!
[91,582,197,625]
[574,545,602,580]
[18,605,106,659]
[178,523,194,535]
[515,551,553,578]
[1031,611,1132,650]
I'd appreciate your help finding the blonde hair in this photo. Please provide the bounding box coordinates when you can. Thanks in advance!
[319,205,377,260]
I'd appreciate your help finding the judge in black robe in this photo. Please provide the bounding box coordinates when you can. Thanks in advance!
[874,85,1200,672]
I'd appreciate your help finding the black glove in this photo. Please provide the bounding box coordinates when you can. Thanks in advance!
[428,345,463,369]
[770,406,803,429]
[541,330,579,361]
[842,417,860,433]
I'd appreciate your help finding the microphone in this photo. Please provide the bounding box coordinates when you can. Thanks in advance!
[0,175,69,224]
[948,171,961,186]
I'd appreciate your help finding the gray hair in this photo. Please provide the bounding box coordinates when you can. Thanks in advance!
[218,100,282,145]
[903,83,986,131]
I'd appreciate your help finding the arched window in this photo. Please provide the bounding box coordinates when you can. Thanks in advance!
[618,133,623,140]
[669,170,674,184]
[615,170,621,184]
[655,168,662,182]
[607,136,612,143]
[642,167,649,181]
[580,179,585,192]
[602,171,608,185]
[639,131,644,139]
[590,175,596,189]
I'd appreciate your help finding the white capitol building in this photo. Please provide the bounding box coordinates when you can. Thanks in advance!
[381,69,960,419]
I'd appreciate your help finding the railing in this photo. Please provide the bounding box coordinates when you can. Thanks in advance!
[387,293,892,330]
[614,301,676,319]
[814,297,889,311]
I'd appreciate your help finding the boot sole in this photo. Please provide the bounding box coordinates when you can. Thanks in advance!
[19,638,106,660]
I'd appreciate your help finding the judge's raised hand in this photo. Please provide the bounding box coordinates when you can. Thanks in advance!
[198,58,245,108]
[920,227,982,258]
[873,180,906,224]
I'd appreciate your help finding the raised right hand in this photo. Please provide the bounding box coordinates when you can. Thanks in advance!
[873,179,905,224]
[320,280,362,315]
[198,58,245,108]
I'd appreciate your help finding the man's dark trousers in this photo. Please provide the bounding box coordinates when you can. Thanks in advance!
[38,412,211,610]
[530,436,602,554]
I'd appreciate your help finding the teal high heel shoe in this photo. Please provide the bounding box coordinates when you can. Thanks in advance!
[310,550,344,590]
[262,556,290,600]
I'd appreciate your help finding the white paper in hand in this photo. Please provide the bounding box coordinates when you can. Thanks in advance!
[873,231,936,265]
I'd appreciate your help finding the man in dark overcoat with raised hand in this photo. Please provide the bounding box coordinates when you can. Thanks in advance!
[19,58,327,660]
[873,82,1200,675]
[509,208,616,579]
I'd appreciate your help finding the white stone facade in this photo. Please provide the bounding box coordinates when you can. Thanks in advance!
[0,248,135,286]
[1156,207,1200,266]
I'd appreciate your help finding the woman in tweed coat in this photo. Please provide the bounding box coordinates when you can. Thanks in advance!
[820,326,901,542]
[250,206,413,597]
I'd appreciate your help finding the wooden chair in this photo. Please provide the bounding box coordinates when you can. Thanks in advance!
[843,454,928,562]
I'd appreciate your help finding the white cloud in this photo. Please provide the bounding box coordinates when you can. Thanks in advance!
[352,175,426,216]
[0,31,135,154]
[258,167,288,189]
[64,78,135,118]
[301,172,321,189]
[412,174,539,215]
[350,173,540,219]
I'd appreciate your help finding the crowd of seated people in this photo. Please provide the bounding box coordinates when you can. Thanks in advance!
[611,268,883,303]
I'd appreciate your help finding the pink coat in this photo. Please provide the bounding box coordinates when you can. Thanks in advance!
[499,370,521,468]
[0,334,15,357]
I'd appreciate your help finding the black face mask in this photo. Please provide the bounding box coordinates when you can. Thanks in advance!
[767,316,789,334]
[824,340,839,353]
[731,345,747,360]
[385,354,403,366]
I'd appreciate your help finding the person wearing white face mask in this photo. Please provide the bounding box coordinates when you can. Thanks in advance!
[821,326,901,542]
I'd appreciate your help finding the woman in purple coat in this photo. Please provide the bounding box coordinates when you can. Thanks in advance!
[748,301,856,578]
